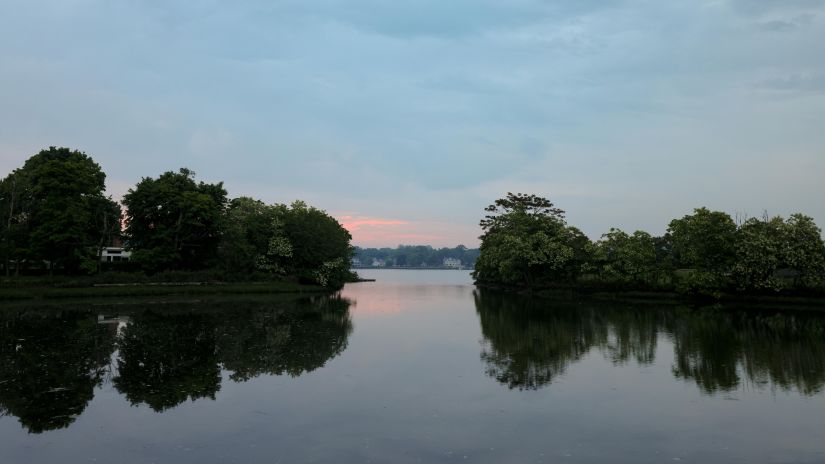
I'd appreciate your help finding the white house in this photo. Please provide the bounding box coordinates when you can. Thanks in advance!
[101,247,131,263]
[442,257,462,269]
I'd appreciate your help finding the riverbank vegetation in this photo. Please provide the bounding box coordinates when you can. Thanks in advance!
[0,147,356,292]
[473,193,825,298]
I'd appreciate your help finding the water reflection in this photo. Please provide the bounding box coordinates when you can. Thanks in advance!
[475,290,825,395]
[0,295,352,432]
[218,296,352,381]
[0,312,116,433]
[114,311,222,412]
[668,309,825,395]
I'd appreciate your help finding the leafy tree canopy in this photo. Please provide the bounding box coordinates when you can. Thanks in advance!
[1,147,119,274]
[123,168,227,272]
[473,193,586,288]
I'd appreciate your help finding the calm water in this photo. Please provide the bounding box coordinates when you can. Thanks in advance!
[2,269,825,463]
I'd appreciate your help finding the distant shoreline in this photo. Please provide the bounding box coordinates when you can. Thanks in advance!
[352,267,472,271]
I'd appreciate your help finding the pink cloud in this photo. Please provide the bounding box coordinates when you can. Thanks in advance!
[337,216,408,232]
[334,214,479,248]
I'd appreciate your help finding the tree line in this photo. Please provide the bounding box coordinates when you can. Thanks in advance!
[473,193,825,295]
[354,245,480,268]
[0,147,354,288]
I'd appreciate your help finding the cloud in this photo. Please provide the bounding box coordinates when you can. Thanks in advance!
[728,0,825,15]
[2,0,825,247]
[760,73,825,93]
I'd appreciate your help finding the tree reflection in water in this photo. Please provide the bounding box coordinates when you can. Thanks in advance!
[112,295,353,410]
[0,294,352,432]
[0,312,116,433]
[475,290,825,394]
[113,311,222,412]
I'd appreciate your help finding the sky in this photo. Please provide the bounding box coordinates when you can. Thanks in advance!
[1,0,824,247]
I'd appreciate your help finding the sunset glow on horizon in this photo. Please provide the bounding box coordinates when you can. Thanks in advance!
[336,214,478,248]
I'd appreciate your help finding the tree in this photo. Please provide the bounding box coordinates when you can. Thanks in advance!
[667,208,737,272]
[473,193,577,288]
[257,201,354,288]
[17,147,118,274]
[0,170,32,276]
[216,197,280,273]
[731,216,786,291]
[594,229,658,284]
[782,214,825,288]
[123,168,227,272]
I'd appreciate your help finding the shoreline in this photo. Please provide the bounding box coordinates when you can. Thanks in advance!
[474,283,825,311]
[0,281,329,302]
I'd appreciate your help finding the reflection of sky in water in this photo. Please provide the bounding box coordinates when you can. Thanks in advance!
[1,270,825,463]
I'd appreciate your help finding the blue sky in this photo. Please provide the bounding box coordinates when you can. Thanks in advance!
[1,0,824,246]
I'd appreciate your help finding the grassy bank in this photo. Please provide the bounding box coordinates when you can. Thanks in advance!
[0,272,329,302]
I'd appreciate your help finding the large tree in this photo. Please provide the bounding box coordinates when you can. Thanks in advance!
[5,147,120,274]
[473,193,581,288]
[666,207,737,273]
[257,201,354,288]
[123,168,227,272]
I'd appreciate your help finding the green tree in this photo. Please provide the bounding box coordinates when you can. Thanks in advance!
[731,217,786,291]
[123,168,227,272]
[216,197,280,273]
[473,193,577,288]
[257,201,354,288]
[19,147,119,274]
[667,207,737,273]
[782,214,825,288]
[594,228,658,284]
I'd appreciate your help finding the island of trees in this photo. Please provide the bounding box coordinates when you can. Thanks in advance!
[473,193,825,298]
[0,147,355,290]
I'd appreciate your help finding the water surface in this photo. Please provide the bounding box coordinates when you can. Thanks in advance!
[2,269,825,463]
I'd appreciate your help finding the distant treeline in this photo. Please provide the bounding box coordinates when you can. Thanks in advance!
[474,193,825,296]
[0,147,354,288]
[354,245,480,268]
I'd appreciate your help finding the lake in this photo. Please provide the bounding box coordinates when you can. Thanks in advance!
[2,269,825,463]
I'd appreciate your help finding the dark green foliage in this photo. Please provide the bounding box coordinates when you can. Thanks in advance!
[473,193,589,288]
[123,168,227,272]
[475,195,825,296]
[0,170,32,275]
[593,229,660,285]
[783,214,825,288]
[0,147,121,274]
[217,197,280,273]
[257,201,354,288]
[667,207,737,273]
